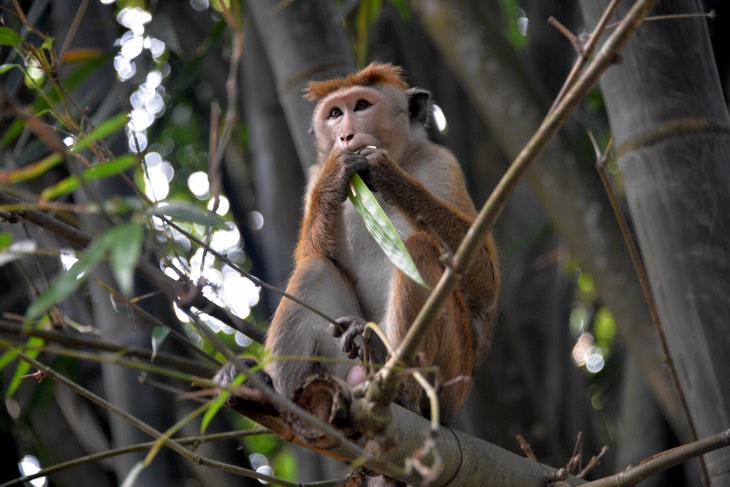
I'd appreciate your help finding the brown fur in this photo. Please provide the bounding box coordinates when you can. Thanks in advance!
[264,64,500,426]
[304,62,408,102]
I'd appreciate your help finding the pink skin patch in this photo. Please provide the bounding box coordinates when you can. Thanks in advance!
[347,365,367,386]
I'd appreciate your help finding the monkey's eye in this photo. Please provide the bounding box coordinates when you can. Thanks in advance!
[328,107,342,118]
[354,99,371,111]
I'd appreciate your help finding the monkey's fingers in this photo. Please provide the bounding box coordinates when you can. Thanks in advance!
[342,326,366,360]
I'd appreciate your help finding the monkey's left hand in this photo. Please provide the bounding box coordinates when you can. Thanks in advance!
[356,147,407,202]
[330,316,387,366]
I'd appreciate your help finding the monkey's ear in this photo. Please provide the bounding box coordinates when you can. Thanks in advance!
[407,88,432,127]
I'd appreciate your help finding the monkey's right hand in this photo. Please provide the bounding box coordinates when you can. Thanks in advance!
[322,150,370,203]
[213,357,273,396]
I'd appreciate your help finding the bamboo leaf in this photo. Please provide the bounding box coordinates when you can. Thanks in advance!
[0,232,12,250]
[145,402,209,466]
[23,230,113,326]
[40,154,137,200]
[201,372,246,435]
[348,174,428,288]
[5,337,44,398]
[109,223,143,297]
[0,27,22,47]
[150,326,170,362]
[39,175,79,200]
[0,63,19,74]
[0,152,63,184]
[147,202,228,228]
[72,113,128,152]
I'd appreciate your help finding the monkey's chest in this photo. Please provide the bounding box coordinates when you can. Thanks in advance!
[336,200,415,322]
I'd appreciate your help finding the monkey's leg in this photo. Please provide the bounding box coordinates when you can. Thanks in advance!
[265,257,364,398]
[383,232,473,423]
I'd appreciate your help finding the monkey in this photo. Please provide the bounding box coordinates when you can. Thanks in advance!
[218,63,499,427]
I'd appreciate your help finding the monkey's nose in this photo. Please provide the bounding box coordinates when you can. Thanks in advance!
[339,133,355,143]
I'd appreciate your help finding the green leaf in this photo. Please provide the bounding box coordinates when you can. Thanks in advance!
[40,154,137,200]
[201,372,246,435]
[0,152,63,184]
[348,174,428,288]
[0,348,19,371]
[39,175,79,201]
[41,37,54,50]
[85,154,138,179]
[0,232,12,250]
[147,202,228,228]
[109,223,143,296]
[0,63,19,74]
[0,27,23,47]
[72,113,128,152]
[5,337,44,398]
[24,230,113,326]
[150,326,170,362]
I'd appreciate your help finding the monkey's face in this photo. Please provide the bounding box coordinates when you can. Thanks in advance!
[312,84,409,160]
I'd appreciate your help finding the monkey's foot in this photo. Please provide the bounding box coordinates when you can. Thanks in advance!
[213,357,273,394]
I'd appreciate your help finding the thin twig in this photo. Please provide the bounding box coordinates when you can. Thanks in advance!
[547,16,580,50]
[605,10,716,31]
[516,434,538,462]
[578,446,608,478]
[550,0,622,112]
[0,320,214,375]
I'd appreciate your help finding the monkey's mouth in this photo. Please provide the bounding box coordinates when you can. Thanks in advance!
[353,145,378,154]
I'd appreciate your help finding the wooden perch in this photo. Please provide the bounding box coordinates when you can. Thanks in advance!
[224,375,579,486]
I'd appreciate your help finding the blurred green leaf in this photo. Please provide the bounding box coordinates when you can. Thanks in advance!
[23,229,114,326]
[151,325,170,362]
[84,154,138,178]
[0,152,63,184]
[594,307,617,347]
[109,223,143,296]
[348,174,428,288]
[41,37,54,50]
[0,232,12,250]
[147,201,228,228]
[0,348,19,371]
[201,372,245,435]
[72,113,128,152]
[577,272,596,301]
[0,27,22,47]
[0,63,19,74]
[40,154,137,200]
[273,448,297,481]
[5,337,44,398]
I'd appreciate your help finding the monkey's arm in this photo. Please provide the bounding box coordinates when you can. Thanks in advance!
[294,150,368,261]
[362,147,500,316]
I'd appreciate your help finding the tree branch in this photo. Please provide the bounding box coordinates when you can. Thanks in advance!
[582,428,730,487]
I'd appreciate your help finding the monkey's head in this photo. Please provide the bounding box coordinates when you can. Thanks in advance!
[305,63,432,162]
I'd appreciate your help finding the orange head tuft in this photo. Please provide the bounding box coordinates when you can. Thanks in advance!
[304,63,408,102]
